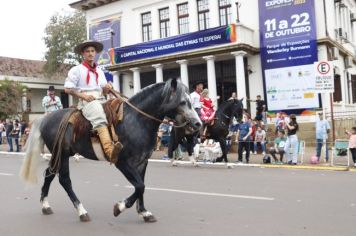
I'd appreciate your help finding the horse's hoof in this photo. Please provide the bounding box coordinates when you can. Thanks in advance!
[42,207,53,215]
[79,213,91,222]
[113,203,121,217]
[143,215,157,223]
[193,162,200,167]
[171,160,178,167]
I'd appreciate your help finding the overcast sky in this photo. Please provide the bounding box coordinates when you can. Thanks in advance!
[0,0,74,61]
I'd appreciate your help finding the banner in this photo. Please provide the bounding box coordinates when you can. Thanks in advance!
[114,25,236,63]
[259,0,319,112]
[89,18,120,81]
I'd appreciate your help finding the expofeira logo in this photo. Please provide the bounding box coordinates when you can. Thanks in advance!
[226,24,237,42]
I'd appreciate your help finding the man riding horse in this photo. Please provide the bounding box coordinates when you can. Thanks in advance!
[64,40,122,164]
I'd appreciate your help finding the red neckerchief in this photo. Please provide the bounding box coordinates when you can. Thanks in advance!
[82,61,98,85]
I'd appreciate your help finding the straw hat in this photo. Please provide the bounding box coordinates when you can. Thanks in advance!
[74,40,103,55]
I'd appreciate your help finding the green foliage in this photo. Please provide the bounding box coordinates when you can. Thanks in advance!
[0,79,26,119]
[43,10,86,76]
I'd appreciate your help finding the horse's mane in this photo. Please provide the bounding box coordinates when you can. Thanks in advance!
[129,79,187,112]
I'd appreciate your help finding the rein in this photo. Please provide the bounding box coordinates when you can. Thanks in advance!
[109,89,188,128]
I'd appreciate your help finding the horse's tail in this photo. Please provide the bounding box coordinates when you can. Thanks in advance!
[19,117,45,184]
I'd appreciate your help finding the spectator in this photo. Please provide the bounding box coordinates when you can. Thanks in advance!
[315,112,330,162]
[42,86,63,115]
[0,120,4,145]
[5,119,13,152]
[275,112,286,134]
[345,127,356,167]
[190,82,203,117]
[284,114,299,165]
[254,126,266,155]
[269,130,287,164]
[249,119,257,154]
[236,114,252,164]
[1,120,6,145]
[156,119,171,151]
[11,121,20,152]
[248,95,266,121]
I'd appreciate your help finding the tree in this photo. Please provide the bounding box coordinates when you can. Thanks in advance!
[43,10,86,76]
[0,79,26,120]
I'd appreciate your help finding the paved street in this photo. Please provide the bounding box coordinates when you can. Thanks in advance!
[0,153,356,236]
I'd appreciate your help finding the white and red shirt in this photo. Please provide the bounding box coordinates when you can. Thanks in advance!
[64,63,108,92]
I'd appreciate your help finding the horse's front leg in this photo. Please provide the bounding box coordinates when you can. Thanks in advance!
[115,162,157,222]
[215,138,228,163]
[136,161,157,222]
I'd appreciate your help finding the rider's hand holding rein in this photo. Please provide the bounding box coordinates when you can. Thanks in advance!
[102,83,113,95]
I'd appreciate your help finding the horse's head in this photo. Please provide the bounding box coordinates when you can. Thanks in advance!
[230,98,244,123]
[161,78,202,133]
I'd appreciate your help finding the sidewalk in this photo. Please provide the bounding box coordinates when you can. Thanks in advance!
[152,146,356,171]
[1,143,355,171]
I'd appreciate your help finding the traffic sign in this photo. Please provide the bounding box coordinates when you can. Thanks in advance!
[314,61,334,93]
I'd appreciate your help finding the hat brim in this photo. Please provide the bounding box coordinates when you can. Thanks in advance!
[74,41,104,55]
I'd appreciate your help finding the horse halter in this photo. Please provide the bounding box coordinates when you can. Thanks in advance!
[109,89,189,128]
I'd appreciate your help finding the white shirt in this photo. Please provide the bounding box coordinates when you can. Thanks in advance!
[190,91,201,109]
[64,64,108,92]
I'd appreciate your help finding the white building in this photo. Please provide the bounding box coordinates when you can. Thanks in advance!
[70,0,356,121]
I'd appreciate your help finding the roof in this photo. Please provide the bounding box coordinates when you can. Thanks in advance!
[0,56,69,80]
[70,0,120,10]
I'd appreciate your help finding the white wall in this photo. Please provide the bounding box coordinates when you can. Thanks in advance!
[247,54,263,117]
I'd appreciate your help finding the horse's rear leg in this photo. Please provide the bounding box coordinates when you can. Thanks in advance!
[216,138,228,163]
[114,163,157,223]
[40,168,56,215]
[58,156,90,222]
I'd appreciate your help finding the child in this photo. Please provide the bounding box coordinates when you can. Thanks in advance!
[346,127,356,167]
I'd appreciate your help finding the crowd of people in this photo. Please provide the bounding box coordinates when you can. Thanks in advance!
[0,119,30,152]
[153,83,356,167]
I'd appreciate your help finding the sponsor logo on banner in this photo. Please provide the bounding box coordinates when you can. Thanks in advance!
[259,0,319,113]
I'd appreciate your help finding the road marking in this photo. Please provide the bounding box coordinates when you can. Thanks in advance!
[0,172,14,176]
[125,186,274,201]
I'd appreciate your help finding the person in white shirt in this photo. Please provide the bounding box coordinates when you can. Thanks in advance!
[64,40,122,164]
[42,86,63,114]
[190,82,203,117]
[254,126,266,155]
[315,112,330,162]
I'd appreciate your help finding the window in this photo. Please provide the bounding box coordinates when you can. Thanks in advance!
[142,12,152,42]
[333,74,342,102]
[352,75,356,103]
[159,8,170,38]
[198,0,209,30]
[219,0,231,26]
[178,2,189,34]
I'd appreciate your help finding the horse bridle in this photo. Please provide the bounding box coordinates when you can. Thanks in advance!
[109,89,189,128]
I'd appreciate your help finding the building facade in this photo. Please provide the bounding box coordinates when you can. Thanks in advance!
[71,0,356,121]
[0,57,68,121]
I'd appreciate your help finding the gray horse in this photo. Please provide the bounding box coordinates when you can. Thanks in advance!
[20,78,201,223]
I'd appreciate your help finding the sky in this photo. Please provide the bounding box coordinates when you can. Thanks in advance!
[0,0,74,61]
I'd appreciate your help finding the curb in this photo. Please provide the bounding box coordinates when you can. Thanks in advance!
[261,164,350,171]
[0,151,25,156]
[1,151,355,172]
